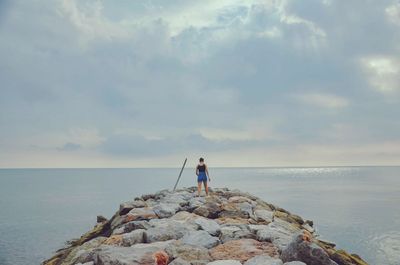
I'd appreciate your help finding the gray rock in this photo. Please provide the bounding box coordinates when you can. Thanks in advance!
[207,260,242,265]
[256,219,302,250]
[180,230,220,249]
[281,233,338,265]
[153,202,181,218]
[254,209,274,223]
[283,262,307,265]
[62,236,107,264]
[244,255,283,265]
[165,241,212,264]
[195,217,221,236]
[169,257,191,265]
[121,229,145,246]
[145,220,192,242]
[93,240,173,265]
[220,225,255,243]
[119,200,146,215]
[97,215,108,223]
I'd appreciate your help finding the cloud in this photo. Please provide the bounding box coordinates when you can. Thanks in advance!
[58,142,81,151]
[0,0,399,167]
[295,93,349,109]
[361,56,400,96]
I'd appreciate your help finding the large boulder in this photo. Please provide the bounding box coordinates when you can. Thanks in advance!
[153,203,181,218]
[281,233,338,265]
[145,220,191,242]
[195,217,221,236]
[180,230,220,249]
[165,241,212,264]
[93,240,173,265]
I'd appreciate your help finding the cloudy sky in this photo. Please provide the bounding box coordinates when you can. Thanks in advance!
[0,0,399,168]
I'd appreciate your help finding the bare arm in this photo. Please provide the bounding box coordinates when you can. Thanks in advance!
[196,165,199,176]
[205,165,210,181]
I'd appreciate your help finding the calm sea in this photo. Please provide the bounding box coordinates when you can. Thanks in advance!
[0,167,399,265]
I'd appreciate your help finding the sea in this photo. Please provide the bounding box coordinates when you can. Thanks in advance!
[0,167,399,265]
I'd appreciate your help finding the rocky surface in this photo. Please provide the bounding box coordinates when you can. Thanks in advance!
[43,187,369,265]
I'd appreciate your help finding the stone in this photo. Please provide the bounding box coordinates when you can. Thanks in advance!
[60,236,107,264]
[165,241,212,264]
[220,225,255,243]
[195,217,221,236]
[119,200,147,215]
[169,257,191,265]
[125,207,158,222]
[180,230,220,249]
[256,219,302,250]
[209,239,279,263]
[97,215,108,223]
[121,229,145,246]
[254,209,274,223]
[153,203,180,218]
[93,240,173,265]
[194,202,221,218]
[144,219,195,243]
[283,262,307,265]
[281,233,338,265]
[207,261,242,265]
[244,255,284,265]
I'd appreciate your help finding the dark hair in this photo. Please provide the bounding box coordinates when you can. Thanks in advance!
[199,157,204,162]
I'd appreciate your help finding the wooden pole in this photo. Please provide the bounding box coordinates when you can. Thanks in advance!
[173,158,187,191]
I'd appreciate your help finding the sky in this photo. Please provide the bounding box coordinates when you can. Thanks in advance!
[0,0,399,168]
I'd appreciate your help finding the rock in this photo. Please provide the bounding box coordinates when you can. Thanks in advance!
[244,255,284,265]
[207,261,242,265]
[169,257,191,265]
[97,215,108,223]
[119,200,147,215]
[153,203,180,218]
[93,240,173,265]
[228,196,254,204]
[125,207,158,222]
[165,241,212,264]
[60,236,107,264]
[75,262,94,265]
[256,219,302,250]
[220,224,255,243]
[195,217,221,236]
[219,202,249,219]
[209,239,279,263]
[254,209,274,223]
[283,262,307,265]
[121,229,145,246]
[194,202,221,218]
[180,230,220,249]
[145,220,191,243]
[281,233,338,265]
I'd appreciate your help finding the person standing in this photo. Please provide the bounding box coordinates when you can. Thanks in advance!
[196,157,210,196]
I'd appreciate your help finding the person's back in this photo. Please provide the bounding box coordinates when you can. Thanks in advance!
[196,157,210,196]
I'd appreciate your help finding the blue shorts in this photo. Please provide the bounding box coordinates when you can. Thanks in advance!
[197,172,207,183]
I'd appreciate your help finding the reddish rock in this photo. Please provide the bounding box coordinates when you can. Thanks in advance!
[209,239,279,263]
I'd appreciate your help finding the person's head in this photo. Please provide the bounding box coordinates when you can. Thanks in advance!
[199,157,204,163]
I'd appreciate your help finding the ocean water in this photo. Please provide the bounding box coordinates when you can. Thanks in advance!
[0,167,399,265]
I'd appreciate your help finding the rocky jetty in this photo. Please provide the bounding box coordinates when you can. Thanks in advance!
[43,187,368,265]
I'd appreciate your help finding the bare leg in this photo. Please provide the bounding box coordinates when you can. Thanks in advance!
[204,181,209,195]
[197,182,202,196]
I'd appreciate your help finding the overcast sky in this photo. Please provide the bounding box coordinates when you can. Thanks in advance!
[0,0,399,168]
